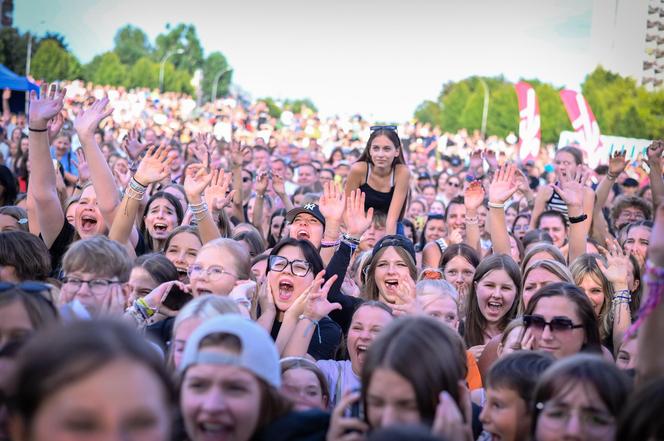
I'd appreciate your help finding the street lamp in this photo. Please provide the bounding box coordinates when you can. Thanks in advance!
[479,78,490,139]
[159,48,185,92]
[210,68,232,103]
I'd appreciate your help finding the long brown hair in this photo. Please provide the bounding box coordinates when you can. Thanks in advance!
[358,128,406,168]
[464,254,522,348]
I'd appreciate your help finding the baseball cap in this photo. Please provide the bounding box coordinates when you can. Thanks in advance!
[179,314,281,388]
[418,172,431,180]
[372,235,417,264]
[450,156,462,167]
[286,203,326,227]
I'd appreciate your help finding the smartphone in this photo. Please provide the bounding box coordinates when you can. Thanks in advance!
[345,388,364,434]
[161,285,193,311]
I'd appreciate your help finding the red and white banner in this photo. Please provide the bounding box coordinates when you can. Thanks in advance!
[559,89,603,167]
[514,82,541,162]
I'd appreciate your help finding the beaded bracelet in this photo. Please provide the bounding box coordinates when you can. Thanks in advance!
[625,261,664,339]
[321,239,340,248]
[342,232,361,245]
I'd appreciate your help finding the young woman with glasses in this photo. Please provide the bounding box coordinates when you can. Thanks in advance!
[265,238,342,360]
[345,126,410,236]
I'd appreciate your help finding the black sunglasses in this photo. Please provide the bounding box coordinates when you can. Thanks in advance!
[370,125,397,132]
[523,315,583,333]
[0,281,53,294]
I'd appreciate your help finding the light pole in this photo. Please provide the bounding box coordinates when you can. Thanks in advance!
[159,48,185,92]
[210,68,232,103]
[479,78,490,139]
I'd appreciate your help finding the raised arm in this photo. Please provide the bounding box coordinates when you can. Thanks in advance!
[596,151,627,210]
[529,185,552,229]
[189,165,235,244]
[598,237,632,353]
[228,141,248,223]
[319,181,346,266]
[27,85,67,247]
[463,180,485,255]
[252,168,269,236]
[2,88,10,126]
[272,172,294,212]
[552,166,590,264]
[646,141,664,207]
[109,144,172,251]
[636,203,664,383]
[73,98,125,228]
[385,166,410,236]
[488,164,520,256]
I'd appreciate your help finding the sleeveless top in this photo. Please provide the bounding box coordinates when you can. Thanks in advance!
[359,163,398,217]
[546,186,569,221]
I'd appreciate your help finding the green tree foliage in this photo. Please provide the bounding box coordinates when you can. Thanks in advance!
[0,27,35,75]
[415,67,664,142]
[258,97,283,118]
[127,56,159,89]
[85,52,127,86]
[113,25,152,65]
[283,98,318,114]
[202,51,232,101]
[31,40,81,82]
[154,23,204,74]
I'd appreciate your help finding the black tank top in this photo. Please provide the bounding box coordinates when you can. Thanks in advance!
[359,163,398,217]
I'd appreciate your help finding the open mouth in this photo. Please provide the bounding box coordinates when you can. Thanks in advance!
[80,214,98,231]
[153,222,169,234]
[278,280,294,301]
[197,421,232,439]
[487,300,503,314]
[356,343,368,362]
[384,279,399,291]
[176,267,189,279]
[296,229,310,240]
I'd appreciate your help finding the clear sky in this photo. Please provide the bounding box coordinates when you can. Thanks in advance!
[15,0,594,122]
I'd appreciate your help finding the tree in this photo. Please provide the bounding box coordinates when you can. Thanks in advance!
[283,98,318,114]
[258,97,282,118]
[40,32,69,51]
[202,51,232,101]
[154,23,204,74]
[0,27,35,75]
[85,52,127,86]
[31,40,81,82]
[127,56,159,89]
[113,25,152,66]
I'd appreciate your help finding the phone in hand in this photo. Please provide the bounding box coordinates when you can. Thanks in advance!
[161,285,193,311]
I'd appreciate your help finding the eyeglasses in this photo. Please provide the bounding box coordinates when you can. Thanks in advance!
[188,264,238,280]
[523,315,583,333]
[537,402,615,432]
[61,277,120,296]
[370,125,398,132]
[268,255,312,277]
[0,281,57,308]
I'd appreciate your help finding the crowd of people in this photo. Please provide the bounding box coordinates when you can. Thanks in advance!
[0,79,662,441]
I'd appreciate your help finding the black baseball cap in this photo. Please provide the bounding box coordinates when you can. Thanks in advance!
[286,203,326,227]
[622,178,639,188]
[372,235,417,263]
[418,172,431,180]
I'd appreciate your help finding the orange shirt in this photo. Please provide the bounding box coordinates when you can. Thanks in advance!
[466,350,483,390]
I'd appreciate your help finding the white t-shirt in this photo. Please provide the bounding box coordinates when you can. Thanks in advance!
[316,359,360,408]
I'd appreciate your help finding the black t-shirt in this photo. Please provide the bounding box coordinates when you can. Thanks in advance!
[270,316,341,361]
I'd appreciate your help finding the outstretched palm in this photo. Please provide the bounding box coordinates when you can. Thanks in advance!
[489,164,518,204]
[464,181,485,211]
[74,97,114,139]
[135,144,172,186]
[344,189,374,238]
[29,85,66,125]
[319,181,345,223]
[122,128,147,161]
[553,166,587,208]
[647,140,664,167]
[204,168,234,211]
[608,150,628,176]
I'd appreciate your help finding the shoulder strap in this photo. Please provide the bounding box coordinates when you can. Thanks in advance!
[335,362,344,404]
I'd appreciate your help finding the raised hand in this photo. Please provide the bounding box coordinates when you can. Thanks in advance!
[121,128,147,161]
[483,148,499,169]
[448,228,463,245]
[552,165,589,209]
[28,84,66,128]
[597,238,629,286]
[469,149,483,172]
[47,110,66,141]
[74,97,114,140]
[489,164,519,204]
[113,162,131,189]
[432,386,474,441]
[193,133,216,168]
[608,149,628,176]
[649,203,664,266]
[302,272,341,322]
[272,171,287,196]
[464,180,485,211]
[326,391,369,440]
[183,163,214,200]
[134,143,172,186]
[319,181,346,223]
[343,189,374,238]
[646,140,664,168]
[2,88,10,101]
[75,148,91,184]
[229,139,249,167]
[255,168,269,195]
[204,168,235,211]
[390,275,419,316]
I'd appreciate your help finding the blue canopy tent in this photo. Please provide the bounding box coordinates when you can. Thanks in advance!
[0,64,39,114]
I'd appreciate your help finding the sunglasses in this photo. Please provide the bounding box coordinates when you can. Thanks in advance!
[523,315,583,333]
[370,125,398,132]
